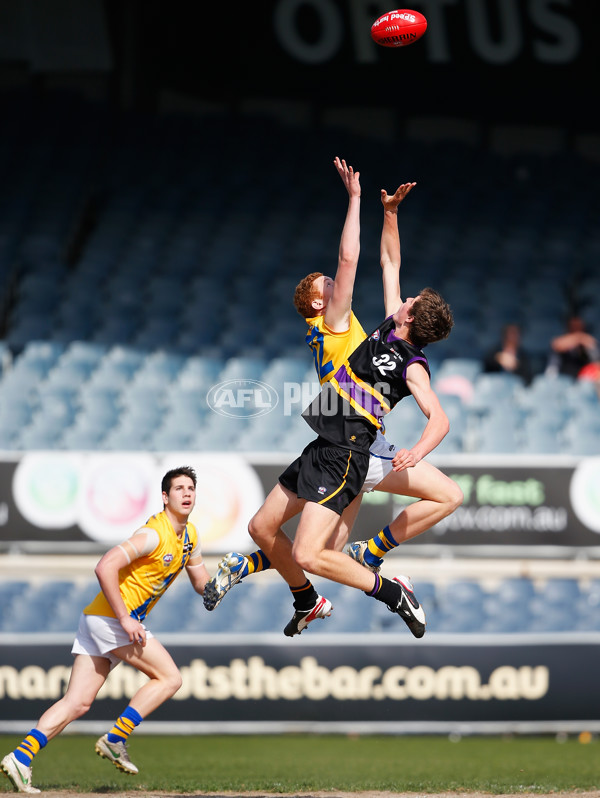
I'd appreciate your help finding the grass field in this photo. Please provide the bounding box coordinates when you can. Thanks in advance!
[0,734,598,794]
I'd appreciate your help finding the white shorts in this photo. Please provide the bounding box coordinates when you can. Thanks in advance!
[362,430,397,492]
[71,613,154,670]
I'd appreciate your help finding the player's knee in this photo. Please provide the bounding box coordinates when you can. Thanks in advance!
[445,480,464,513]
[291,542,317,574]
[248,513,264,547]
[164,669,183,698]
[71,697,94,718]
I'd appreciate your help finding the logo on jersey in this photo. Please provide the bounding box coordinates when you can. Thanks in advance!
[318,486,327,495]
[370,329,381,341]
[163,553,174,565]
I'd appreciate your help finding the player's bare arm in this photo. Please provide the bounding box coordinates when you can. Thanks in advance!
[391,363,450,471]
[95,529,156,645]
[325,157,361,332]
[186,555,211,594]
[380,182,416,317]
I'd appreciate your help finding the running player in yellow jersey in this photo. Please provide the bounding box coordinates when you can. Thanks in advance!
[204,158,462,637]
[1,466,210,794]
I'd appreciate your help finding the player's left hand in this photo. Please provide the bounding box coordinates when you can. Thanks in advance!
[392,447,419,471]
[381,182,416,212]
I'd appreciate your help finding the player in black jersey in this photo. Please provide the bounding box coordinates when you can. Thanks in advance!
[204,164,461,636]
[251,287,454,637]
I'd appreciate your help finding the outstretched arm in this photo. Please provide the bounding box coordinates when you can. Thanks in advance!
[380,182,416,317]
[324,157,361,332]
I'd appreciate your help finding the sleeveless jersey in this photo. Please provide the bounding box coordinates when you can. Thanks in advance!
[83,510,198,622]
[303,316,429,452]
[305,312,366,384]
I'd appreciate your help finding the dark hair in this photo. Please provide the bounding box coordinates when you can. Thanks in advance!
[161,466,197,495]
[409,287,454,348]
[293,272,324,318]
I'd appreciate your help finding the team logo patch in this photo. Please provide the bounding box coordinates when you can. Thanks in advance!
[163,553,174,565]
[318,486,327,495]
[370,329,381,341]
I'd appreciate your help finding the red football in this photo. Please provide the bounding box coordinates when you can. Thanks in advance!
[371,9,427,48]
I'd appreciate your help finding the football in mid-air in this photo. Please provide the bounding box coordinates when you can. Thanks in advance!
[371,9,427,47]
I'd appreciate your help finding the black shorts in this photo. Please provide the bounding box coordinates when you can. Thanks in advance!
[279,437,370,516]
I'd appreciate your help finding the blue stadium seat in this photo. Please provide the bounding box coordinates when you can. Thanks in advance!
[381,398,426,443]
[496,577,536,604]
[236,425,281,452]
[518,425,560,454]
[217,356,269,383]
[278,417,316,454]
[0,581,30,629]
[102,423,151,451]
[469,372,524,414]
[61,424,107,450]
[148,425,196,452]
[562,426,600,456]
[529,608,575,633]
[537,578,581,605]
[175,355,225,389]
[471,415,521,455]
[481,608,533,634]
[2,581,76,632]
[18,420,65,450]
[17,340,64,372]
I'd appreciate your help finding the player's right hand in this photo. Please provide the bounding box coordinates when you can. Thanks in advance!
[120,616,147,646]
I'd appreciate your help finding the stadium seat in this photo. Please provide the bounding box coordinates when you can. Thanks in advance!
[277,417,316,454]
[217,355,269,383]
[537,578,581,605]
[148,425,197,452]
[469,372,524,414]
[381,398,426,443]
[18,420,65,450]
[102,423,152,451]
[0,581,30,629]
[62,424,107,450]
[562,426,600,456]
[496,577,537,604]
[1,581,76,632]
[481,608,533,634]
[175,355,225,389]
[470,415,521,454]
[529,608,575,633]
[518,425,560,454]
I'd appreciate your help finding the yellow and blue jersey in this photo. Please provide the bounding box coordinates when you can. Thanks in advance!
[84,510,198,622]
[305,312,366,384]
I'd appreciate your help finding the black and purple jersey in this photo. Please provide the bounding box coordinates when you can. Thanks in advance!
[302,316,429,452]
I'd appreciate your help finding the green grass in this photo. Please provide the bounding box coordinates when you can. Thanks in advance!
[1,734,598,794]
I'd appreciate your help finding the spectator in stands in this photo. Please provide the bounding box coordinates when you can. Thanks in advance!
[483,323,533,385]
[548,315,600,379]
[1,466,210,794]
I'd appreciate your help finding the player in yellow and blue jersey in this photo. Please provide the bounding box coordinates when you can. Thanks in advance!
[204,158,462,637]
[1,466,210,794]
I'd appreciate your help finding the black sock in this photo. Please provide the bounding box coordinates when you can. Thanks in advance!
[366,574,400,608]
[290,580,319,611]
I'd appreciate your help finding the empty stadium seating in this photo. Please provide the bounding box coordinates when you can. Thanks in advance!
[0,88,599,456]
[0,573,597,636]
